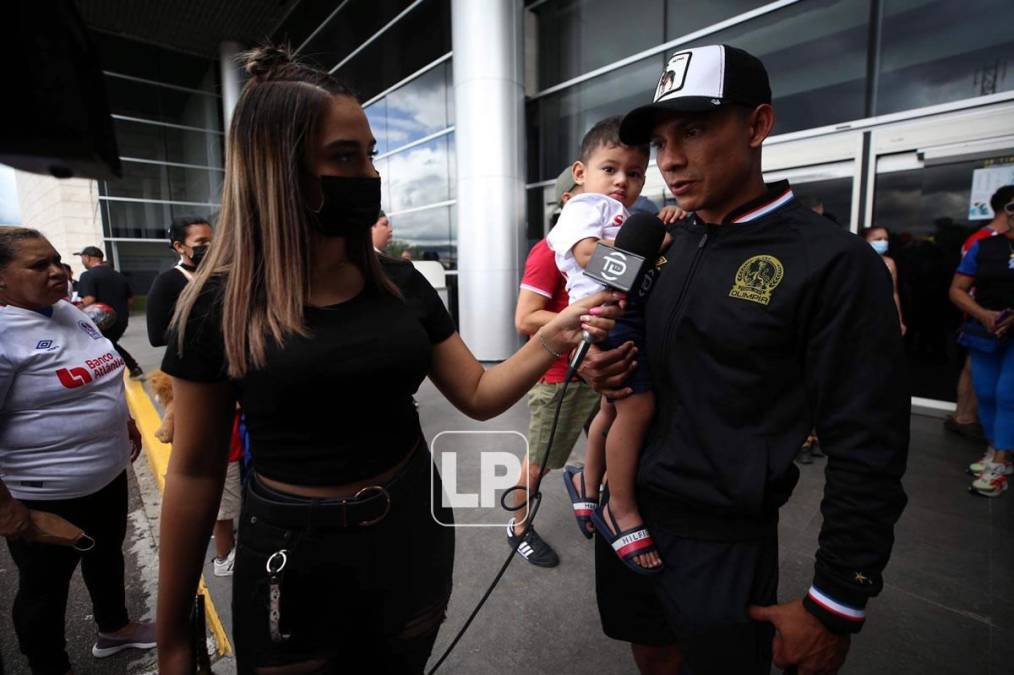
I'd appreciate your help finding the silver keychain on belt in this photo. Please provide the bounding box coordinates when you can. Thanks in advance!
[266,549,291,643]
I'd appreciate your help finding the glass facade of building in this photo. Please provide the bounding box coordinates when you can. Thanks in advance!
[522,0,1014,406]
[85,0,1006,404]
[278,0,456,267]
[91,32,224,295]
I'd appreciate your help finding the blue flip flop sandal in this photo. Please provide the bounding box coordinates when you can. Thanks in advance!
[563,465,596,540]
[591,501,662,576]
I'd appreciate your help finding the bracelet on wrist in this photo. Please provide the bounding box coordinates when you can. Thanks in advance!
[538,332,563,359]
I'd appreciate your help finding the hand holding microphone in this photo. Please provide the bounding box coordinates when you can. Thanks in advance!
[567,212,667,370]
[536,289,628,358]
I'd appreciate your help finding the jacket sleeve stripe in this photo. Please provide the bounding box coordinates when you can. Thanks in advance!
[808,585,866,621]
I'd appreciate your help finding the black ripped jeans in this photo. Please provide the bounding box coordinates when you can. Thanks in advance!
[233,446,455,674]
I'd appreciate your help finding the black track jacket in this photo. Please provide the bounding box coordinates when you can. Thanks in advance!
[639,181,909,634]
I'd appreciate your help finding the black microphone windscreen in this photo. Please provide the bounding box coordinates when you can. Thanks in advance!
[615,212,666,259]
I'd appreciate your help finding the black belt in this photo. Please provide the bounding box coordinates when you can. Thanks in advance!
[246,440,422,530]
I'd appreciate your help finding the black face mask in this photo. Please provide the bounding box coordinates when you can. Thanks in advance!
[189,244,209,267]
[306,175,381,237]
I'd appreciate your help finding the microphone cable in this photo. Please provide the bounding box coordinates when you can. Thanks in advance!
[426,357,584,675]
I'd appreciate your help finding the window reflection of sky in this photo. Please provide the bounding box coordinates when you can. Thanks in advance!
[364,62,455,220]
[877,0,1013,113]
[388,136,451,212]
[390,206,452,247]
[365,100,389,155]
[365,63,452,153]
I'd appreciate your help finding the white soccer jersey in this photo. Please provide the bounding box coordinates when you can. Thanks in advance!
[546,193,628,302]
[0,300,129,500]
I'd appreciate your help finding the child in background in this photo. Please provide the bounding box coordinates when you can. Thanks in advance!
[548,116,679,574]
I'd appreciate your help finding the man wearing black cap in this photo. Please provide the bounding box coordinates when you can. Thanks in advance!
[581,45,909,674]
[76,245,143,378]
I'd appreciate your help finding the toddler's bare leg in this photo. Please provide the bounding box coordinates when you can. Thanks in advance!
[604,392,659,570]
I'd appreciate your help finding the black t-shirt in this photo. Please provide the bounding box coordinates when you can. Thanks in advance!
[960,235,1014,312]
[146,266,191,347]
[78,264,132,325]
[161,258,456,485]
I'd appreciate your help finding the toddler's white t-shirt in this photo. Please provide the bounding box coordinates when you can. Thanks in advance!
[546,193,628,303]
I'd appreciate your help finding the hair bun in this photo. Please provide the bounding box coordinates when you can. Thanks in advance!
[243,45,296,80]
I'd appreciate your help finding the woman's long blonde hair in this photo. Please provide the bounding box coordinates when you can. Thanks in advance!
[172,46,396,378]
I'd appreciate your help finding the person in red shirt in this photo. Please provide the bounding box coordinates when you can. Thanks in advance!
[948,185,1014,441]
[505,169,601,568]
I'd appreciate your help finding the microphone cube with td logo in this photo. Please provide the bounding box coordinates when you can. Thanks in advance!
[583,242,646,292]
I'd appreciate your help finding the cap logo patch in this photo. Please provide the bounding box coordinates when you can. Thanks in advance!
[654,51,692,102]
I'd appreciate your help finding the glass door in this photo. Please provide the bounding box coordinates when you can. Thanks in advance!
[870,140,1014,406]
[763,128,863,231]
[764,160,857,230]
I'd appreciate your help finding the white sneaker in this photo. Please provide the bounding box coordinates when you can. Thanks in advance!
[968,447,996,475]
[971,462,1011,497]
[213,547,235,576]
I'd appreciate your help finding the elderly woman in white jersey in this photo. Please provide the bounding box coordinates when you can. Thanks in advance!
[0,227,155,674]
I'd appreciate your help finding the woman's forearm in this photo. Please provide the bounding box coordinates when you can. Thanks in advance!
[431,290,620,420]
[950,285,985,320]
[517,309,557,336]
[156,470,227,649]
[464,329,563,420]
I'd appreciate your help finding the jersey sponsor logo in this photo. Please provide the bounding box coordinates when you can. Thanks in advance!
[729,255,784,306]
[56,367,93,389]
[78,320,102,340]
[613,214,624,225]
[35,339,56,350]
[54,352,124,388]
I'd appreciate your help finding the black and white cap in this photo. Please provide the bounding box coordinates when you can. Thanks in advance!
[620,45,771,144]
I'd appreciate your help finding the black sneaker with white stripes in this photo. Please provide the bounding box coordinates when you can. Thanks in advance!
[506,518,559,568]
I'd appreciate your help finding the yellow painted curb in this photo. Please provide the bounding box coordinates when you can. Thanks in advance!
[123,373,233,657]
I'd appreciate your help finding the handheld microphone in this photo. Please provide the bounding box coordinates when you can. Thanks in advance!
[568,212,667,371]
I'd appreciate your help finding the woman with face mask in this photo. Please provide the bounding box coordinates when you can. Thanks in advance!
[154,47,621,674]
[146,216,243,578]
[145,216,213,348]
[863,226,906,336]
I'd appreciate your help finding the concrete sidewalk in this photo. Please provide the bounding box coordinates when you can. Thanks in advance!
[2,315,1011,674]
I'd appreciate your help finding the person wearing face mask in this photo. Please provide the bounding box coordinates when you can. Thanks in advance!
[145,216,242,576]
[862,226,906,336]
[146,216,213,348]
[154,46,622,674]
